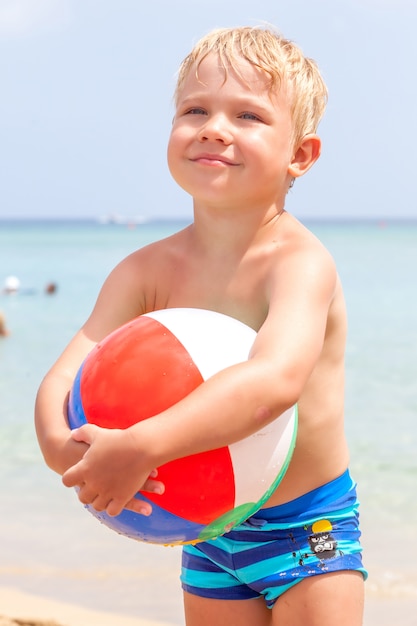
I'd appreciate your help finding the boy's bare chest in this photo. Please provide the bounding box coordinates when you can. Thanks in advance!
[155,255,269,330]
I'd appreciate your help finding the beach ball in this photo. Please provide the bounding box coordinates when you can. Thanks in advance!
[68,308,297,546]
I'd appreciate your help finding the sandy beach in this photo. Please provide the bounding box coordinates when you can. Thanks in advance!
[0,587,174,626]
[2,584,417,626]
[364,591,417,626]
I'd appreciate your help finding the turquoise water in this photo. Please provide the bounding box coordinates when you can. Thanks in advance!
[0,219,416,621]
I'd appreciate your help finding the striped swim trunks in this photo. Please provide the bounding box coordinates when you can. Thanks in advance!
[181,470,367,607]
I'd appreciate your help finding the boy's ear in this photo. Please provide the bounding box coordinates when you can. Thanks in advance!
[288,134,321,179]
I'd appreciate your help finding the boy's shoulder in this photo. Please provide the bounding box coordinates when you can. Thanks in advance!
[280,214,331,257]
[273,215,337,285]
[129,224,192,261]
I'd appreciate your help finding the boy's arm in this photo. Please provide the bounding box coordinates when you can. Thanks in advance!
[62,243,338,517]
[34,330,95,475]
[35,328,164,515]
[35,252,164,512]
[35,249,147,470]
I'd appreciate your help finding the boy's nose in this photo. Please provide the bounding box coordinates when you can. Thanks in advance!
[197,115,233,144]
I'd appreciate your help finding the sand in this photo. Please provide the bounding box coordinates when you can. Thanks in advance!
[2,585,417,626]
[0,588,173,626]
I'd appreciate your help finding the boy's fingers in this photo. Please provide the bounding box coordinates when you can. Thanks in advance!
[70,424,97,444]
[77,486,99,506]
[62,463,82,488]
[142,478,165,495]
[124,497,153,517]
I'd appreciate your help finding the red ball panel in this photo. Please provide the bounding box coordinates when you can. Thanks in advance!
[79,315,235,524]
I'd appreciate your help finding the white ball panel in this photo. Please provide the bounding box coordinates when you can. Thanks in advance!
[230,406,297,506]
[144,308,296,511]
[145,308,256,380]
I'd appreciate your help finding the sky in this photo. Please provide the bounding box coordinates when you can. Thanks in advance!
[0,0,416,221]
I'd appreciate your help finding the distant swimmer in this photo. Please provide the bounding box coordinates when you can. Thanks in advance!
[3,275,20,294]
[45,282,58,295]
[1,276,47,296]
[0,310,9,337]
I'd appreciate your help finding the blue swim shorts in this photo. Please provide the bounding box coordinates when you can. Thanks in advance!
[181,470,367,607]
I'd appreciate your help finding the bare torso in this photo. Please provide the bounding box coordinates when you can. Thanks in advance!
[115,211,349,507]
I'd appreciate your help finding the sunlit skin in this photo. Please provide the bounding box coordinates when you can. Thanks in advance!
[35,53,364,626]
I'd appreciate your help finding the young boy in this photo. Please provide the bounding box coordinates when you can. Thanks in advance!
[35,26,366,626]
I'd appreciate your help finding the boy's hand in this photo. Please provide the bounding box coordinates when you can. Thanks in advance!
[62,424,165,517]
[43,428,89,477]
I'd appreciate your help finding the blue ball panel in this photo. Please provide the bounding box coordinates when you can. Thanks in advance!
[86,495,206,545]
[68,364,87,429]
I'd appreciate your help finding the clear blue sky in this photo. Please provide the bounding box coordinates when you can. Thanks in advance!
[0,0,416,221]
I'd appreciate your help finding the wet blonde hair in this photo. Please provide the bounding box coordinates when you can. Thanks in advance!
[175,26,328,149]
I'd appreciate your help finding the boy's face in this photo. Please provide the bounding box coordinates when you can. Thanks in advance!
[168,53,295,211]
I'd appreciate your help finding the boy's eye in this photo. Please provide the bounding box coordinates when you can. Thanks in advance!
[185,107,207,115]
[239,112,260,121]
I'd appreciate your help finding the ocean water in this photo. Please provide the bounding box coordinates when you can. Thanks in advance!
[0,218,416,622]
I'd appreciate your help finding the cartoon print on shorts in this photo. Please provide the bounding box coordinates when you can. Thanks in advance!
[289,519,343,570]
[308,519,338,559]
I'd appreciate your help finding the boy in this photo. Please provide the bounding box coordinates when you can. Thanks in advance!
[35,26,366,626]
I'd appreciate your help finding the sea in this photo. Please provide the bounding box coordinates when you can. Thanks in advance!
[0,217,416,624]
